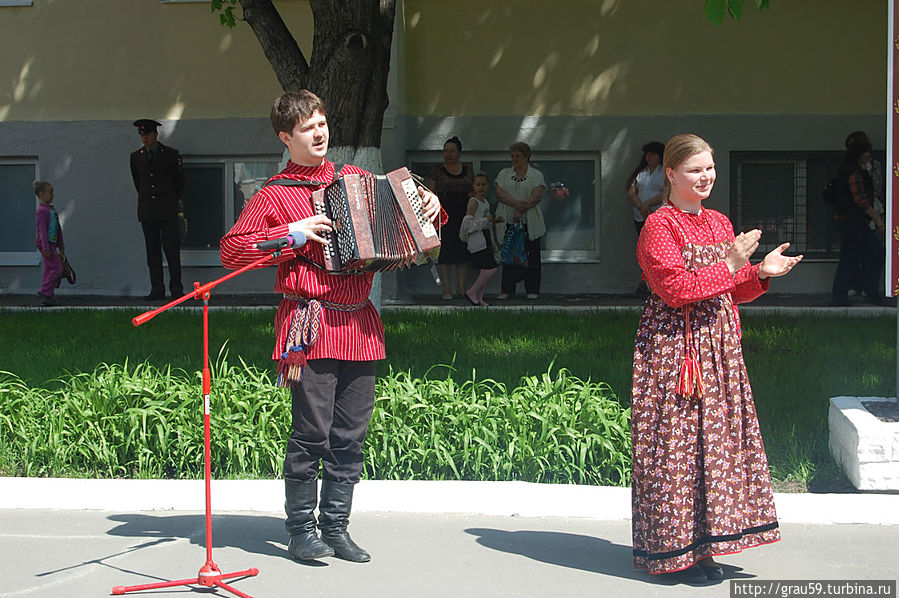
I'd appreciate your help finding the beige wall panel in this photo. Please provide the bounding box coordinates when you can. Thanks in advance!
[0,0,313,121]
[404,0,885,116]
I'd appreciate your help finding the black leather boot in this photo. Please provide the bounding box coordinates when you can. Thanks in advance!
[318,480,370,562]
[285,478,334,560]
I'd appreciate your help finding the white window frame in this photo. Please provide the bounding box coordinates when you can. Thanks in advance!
[406,151,602,263]
[0,158,40,266]
[180,155,281,266]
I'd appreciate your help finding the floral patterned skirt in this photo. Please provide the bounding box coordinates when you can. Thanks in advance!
[630,294,780,574]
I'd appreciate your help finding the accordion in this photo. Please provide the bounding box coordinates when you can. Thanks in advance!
[311,167,441,275]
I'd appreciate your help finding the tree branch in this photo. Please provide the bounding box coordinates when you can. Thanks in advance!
[238,0,309,91]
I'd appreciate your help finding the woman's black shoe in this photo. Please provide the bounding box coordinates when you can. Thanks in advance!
[698,562,724,581]
[672,565,708,585]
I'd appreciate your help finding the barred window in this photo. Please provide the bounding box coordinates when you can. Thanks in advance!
[730,151,884,260]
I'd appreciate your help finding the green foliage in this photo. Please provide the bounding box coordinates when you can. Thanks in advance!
[211,0,239,28]
[0,308,893,490]
[0,357,288,479]
[0,359,629,485]
[366,366,630,485]
[704,0,770,24]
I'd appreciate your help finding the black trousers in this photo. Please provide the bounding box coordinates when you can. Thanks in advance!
[284,359,376,484]
[141,218,183,296]
[832,218,883,302]
[501,236,542,295]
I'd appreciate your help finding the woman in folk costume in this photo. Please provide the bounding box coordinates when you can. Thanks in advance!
[630,134,802,584]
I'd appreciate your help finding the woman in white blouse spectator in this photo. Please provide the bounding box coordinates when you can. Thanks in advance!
[494,141,547,300]
[627,141,665,295]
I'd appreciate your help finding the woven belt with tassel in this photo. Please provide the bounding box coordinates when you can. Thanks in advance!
[676,304,704,399]
[276,293,369,387]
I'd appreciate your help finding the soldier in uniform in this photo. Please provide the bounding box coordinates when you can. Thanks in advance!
[130,118,186,300]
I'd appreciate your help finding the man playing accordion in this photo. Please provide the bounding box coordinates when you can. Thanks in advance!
[221,89,444,563]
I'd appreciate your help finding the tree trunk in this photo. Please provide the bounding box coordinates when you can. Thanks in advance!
[238,0,396,171]
[307,0,395,170]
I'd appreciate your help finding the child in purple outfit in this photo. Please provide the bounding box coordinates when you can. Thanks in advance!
[34,181,64,307]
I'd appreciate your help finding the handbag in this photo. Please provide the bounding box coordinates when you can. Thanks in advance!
[59,250,76,285]
[500,222,528,267]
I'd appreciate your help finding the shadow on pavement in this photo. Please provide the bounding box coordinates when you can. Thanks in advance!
[466,528,641,579]
[106,513,288,559]
[465,528,759,587]
[37,537,177,582]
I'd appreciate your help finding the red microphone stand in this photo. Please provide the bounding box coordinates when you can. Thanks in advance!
[112,250,280,598]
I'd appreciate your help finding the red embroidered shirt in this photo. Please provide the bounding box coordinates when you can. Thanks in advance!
[637,204,769,308]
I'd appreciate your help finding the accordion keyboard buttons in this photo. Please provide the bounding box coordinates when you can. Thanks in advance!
[400,178,437,239]
[313,200,337,261]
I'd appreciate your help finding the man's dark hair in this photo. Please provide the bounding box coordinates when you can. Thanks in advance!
[271,90,327,135]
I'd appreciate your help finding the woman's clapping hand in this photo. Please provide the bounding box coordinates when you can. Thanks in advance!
[758,243,803,279]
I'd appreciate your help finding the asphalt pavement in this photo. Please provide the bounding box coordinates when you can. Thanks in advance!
[1,294,896,596]
[1,479,897,598]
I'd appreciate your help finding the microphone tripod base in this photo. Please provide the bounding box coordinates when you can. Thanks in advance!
[112,561,259,597]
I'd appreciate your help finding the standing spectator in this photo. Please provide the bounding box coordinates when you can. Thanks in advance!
[631,134,801,583]
[627,141,667,233]
[830,139,885,306]
[494,141,547,300]
[460,173,502,306]
[627,141,666,295]
[426,136,473,300]
[34,181,64,307]
[130,118,186,301]
[845,131,884,207]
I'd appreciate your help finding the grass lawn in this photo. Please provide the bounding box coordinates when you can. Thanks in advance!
[0,307,894,490]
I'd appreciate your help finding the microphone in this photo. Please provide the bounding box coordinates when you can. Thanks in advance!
[254,231,307,252]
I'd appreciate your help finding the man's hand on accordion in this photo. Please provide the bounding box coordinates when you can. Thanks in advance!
[288,214,334,246]
[418,186,442,222]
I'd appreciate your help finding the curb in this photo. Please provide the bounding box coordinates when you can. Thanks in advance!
[0,304,893,317]
[2,478,897,525]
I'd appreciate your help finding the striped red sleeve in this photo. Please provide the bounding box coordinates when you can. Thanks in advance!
[220,187,303,270]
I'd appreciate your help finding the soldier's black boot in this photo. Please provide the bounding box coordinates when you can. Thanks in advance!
[318,480,371,562]
[285,478,334,561]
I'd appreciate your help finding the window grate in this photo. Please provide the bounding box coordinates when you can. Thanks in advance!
[730,151,882,260]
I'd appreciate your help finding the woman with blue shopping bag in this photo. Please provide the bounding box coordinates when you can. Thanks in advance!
[494,142,546,300]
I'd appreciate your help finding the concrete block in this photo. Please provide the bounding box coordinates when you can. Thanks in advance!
[856,461,899,491]
[828,396,899,491]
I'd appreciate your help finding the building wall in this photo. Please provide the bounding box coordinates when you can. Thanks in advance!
[403,0,884,116]
[0,1,888,298]
[396,0,887,296]
[1,0,312,121]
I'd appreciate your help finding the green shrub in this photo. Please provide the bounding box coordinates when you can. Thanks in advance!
[0,360,630,485]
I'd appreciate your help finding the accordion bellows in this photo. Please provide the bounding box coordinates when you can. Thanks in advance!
[312,167,441,273]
